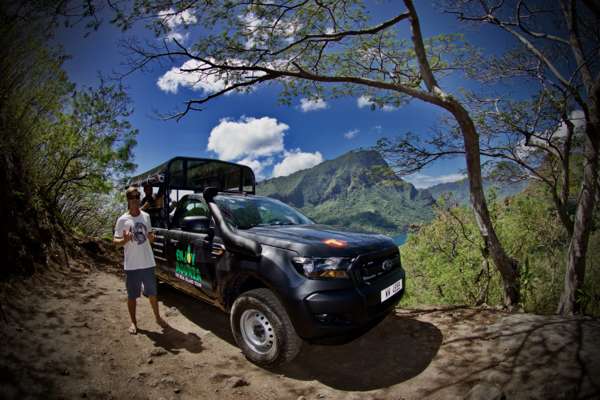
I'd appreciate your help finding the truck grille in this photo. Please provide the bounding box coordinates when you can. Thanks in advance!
[352,248,401,283]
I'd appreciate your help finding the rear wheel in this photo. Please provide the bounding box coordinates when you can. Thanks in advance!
[230,288,302,366]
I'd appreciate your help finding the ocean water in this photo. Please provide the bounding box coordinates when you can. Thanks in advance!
[393,233,407,246]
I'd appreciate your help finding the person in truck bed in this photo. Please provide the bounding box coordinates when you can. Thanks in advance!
[113,186,168,334]
[141,184,165,227]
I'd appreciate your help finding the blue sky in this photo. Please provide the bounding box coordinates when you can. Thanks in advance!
[54,1,519,188]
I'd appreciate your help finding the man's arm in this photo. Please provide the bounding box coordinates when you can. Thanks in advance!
[113,218,133,247]
[113,229,133,247]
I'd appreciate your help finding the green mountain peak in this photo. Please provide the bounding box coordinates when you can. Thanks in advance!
[257,150,434,236]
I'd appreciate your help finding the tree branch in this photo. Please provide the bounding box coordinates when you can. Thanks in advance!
[404,0,441,94]
[269,10,410,56]
[516,0,570,45]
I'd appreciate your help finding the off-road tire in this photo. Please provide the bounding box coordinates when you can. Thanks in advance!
[230,288,302,366]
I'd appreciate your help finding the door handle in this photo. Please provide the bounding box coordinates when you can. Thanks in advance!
[169,239,179,245]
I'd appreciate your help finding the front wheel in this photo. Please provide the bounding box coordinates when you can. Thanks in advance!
[230,288,302,366]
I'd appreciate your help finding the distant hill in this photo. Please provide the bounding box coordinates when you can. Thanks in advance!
[425,178,529,205]
[257,150,435,237]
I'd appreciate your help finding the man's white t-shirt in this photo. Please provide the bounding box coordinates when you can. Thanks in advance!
[114,211,156,271]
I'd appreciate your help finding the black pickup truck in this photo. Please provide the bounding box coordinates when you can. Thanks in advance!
[128,157,405,365]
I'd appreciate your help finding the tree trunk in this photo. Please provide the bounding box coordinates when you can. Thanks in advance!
[557,113,575,235]
[553,191,575,236]
[450,102,521,308]
[557,110,600,315]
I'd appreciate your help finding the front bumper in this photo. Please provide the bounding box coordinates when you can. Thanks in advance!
[287,266,405,343]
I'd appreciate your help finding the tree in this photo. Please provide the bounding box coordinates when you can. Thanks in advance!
[445,0,600,315]
[1,1,138,276]
[377,83,583,236]
[1,3,73,275]
[401,183,600,314]
[112,0,521,307]
[34,82,138,229]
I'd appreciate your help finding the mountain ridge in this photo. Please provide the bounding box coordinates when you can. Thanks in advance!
[257,150,435,236]
[424,177,529,204]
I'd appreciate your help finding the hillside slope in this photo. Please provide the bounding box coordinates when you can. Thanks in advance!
[425,178,529,205]
[257,150,434,236]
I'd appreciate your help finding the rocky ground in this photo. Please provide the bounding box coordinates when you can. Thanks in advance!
[1,241,599,400]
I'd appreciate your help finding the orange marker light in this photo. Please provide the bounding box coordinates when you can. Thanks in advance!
[322,239,348,248]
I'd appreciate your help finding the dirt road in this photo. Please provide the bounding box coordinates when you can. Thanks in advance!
[1,258,599,400]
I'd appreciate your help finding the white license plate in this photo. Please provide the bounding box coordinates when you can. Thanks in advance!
[381,278,403,303]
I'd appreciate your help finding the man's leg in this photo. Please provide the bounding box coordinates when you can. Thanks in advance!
[125,269,142,334]
[127,299,137,334]
[148,296,168,328]
[142,267,169,329]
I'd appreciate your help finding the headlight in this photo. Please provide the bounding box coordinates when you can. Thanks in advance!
[292,257,353,279]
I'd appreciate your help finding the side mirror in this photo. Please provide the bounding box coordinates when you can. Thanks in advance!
[182,216,211,234]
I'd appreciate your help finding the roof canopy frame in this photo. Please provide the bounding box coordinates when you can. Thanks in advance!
[126,157,256,195]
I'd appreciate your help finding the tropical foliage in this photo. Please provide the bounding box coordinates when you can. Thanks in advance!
[1,4,137,276]
[401,185,600,316]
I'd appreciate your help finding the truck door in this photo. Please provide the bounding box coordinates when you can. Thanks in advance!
[151,226,171,271]
[154,227,181,279]
[170,195,221,299]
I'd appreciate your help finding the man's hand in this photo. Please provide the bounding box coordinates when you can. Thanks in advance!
[114,228,134,247]
[148,230,156,243]
[124,229,134,243]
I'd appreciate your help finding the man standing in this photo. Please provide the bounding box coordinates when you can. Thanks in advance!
[114,186,168,334]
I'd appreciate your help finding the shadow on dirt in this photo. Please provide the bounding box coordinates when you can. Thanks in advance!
[273,314,442,391]
[158,283,235,344]
[415,314,600,399]
[137,325,204,355]
[157,284,442,391]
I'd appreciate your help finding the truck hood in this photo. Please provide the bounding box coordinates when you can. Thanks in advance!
[236,224,396,257]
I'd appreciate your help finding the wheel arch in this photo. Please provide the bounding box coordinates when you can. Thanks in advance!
[222,272,272,311]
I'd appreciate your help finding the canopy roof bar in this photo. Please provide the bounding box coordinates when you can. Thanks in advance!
[126,157,256,195]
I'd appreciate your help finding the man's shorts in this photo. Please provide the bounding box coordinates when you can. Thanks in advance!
[125,267,157,300]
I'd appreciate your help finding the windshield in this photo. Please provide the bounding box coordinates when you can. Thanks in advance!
[214,195,313,229]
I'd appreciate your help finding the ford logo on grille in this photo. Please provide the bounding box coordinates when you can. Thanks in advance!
[382,259,394,271]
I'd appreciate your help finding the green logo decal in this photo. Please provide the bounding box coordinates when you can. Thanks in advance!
[175,245,202,286]
[176,245,196,265]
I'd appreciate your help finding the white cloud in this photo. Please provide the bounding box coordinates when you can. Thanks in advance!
[272,149,323,177]
[159,8,197,29]
[157,59,227,94]
[207,116,288,161]
[240,12,265,49]
[554,110,585,138]
[237,157,273,181]
[300,98,328,112]
[158,8,197,43]
[404,173,466,189]
[240,12,301,49]
[357,95,396,111]
[165,31,189,42]
[344,129,359,139]
[283,21,302,42]
[357,95,372,108]
[157,58,266,94]
[515,110,585,159]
